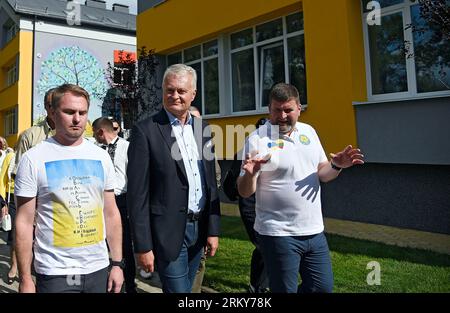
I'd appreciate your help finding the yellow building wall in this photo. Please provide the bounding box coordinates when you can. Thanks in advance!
[208,114,268,160]
[137,0,367,158]
[0,35,19,109]
[0,34,19,71]
[17,30,33,142]
[0,30,33,147]
[137,0,300,53]
[0,33,20,147]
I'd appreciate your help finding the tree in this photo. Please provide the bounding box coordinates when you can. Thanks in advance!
[416,0,450,40]
[105,47,161,130]
[404,0,450,90]
[37,46,108,99]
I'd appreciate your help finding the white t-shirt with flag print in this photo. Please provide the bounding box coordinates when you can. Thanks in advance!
[15,137,116,275]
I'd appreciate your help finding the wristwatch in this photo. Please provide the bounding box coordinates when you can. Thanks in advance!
[110,259,125,270]
[330,161,342,171]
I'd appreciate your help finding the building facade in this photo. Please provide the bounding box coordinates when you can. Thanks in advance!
[0,0,136,146]
[138,0,450,234]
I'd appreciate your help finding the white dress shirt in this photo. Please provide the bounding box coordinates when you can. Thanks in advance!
[165,109,206,214]
[109,136,129,196]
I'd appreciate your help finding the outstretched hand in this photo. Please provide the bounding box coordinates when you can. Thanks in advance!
[241,151,271,176]
[330,145,364,169]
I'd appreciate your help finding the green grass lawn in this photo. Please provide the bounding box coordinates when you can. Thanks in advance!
[203,216,450,293]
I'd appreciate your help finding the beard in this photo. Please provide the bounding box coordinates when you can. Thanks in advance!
[278,121,294,134]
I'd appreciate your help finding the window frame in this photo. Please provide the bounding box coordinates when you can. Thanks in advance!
[5,22,18,44]
[229,13,306,114]
[165,11,306,118]
[167,40,220,117]
[362,1,450,101]
[6,62,18,87]
[4,106,18,137]
[259,41,285,108]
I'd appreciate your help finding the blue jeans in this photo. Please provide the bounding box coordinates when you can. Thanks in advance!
[257,232,333,293]
[156,220,204,293]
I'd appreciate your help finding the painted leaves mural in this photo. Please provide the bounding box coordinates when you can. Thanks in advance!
[37,46,108,99]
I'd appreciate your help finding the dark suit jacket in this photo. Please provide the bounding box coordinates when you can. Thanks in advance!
[127,109,221,261]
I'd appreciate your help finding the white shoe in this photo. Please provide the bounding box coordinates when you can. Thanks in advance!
[139,268,153,279]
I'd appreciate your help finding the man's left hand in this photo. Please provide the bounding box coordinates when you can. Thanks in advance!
[107,266,124,293]
[330,145,364,168]
[206,236,219,257]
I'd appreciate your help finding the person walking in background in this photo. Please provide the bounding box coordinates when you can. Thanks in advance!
[237,83,364,293]
[223,118,270,293]
[127,64,221,293]
[93,117,136,293]
[0,137,17,284]
[13,88,56,177]
[14,84,123,293]
[108,117,123,138]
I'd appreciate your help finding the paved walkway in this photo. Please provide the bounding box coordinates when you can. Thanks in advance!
[0,231,163,293]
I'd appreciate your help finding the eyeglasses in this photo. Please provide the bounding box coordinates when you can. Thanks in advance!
[113,127,119,131]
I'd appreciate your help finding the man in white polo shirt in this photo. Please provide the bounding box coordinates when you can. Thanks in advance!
[237,83,364,293]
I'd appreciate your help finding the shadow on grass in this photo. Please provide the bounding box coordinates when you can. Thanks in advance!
[220,216,450,268]
[203,276,247,293]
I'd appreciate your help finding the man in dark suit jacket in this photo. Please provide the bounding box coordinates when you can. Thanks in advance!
[127,64,220,293]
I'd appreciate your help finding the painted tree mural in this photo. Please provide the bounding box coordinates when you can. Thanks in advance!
[37,46,108,99]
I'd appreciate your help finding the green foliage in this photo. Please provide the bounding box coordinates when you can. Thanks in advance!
[105,47,161,129]
[204,216,450,293]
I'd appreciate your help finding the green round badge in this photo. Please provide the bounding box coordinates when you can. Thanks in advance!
[299,134,310,145]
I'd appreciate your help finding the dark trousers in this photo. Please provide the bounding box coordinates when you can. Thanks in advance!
[115,193,137,293]
[239,195,269,292]
[6,193,15,245]
[36,267,109,293]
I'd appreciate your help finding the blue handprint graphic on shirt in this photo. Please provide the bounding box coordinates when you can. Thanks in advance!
[294,173,320,203]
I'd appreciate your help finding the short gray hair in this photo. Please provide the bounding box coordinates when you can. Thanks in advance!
[163,64,197,90]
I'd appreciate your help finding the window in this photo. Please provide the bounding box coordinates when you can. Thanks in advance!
[6,62,18,87]
[2,19,18,47]
[362,0,450,100]
[165,11,307,116]
[167,39,219,115]
[230,12,307,113]
[4,106,18,136]
[5,21,17,44]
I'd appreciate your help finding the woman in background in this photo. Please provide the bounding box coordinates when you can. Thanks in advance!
[0,136,17,284]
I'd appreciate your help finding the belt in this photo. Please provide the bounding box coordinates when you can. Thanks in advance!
[187,211,201,221]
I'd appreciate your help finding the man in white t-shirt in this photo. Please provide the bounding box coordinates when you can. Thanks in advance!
[14,84,124,293]
[237,83,364,293]
[92,116,136,293]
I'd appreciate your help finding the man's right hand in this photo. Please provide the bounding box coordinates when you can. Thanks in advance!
[242,152,270,176]
[1,205,8,219]
[19,276,36,293]
[136,250,155,273]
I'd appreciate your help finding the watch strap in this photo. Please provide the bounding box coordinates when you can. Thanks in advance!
[330,161,342,171]
[110,259,125,269]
